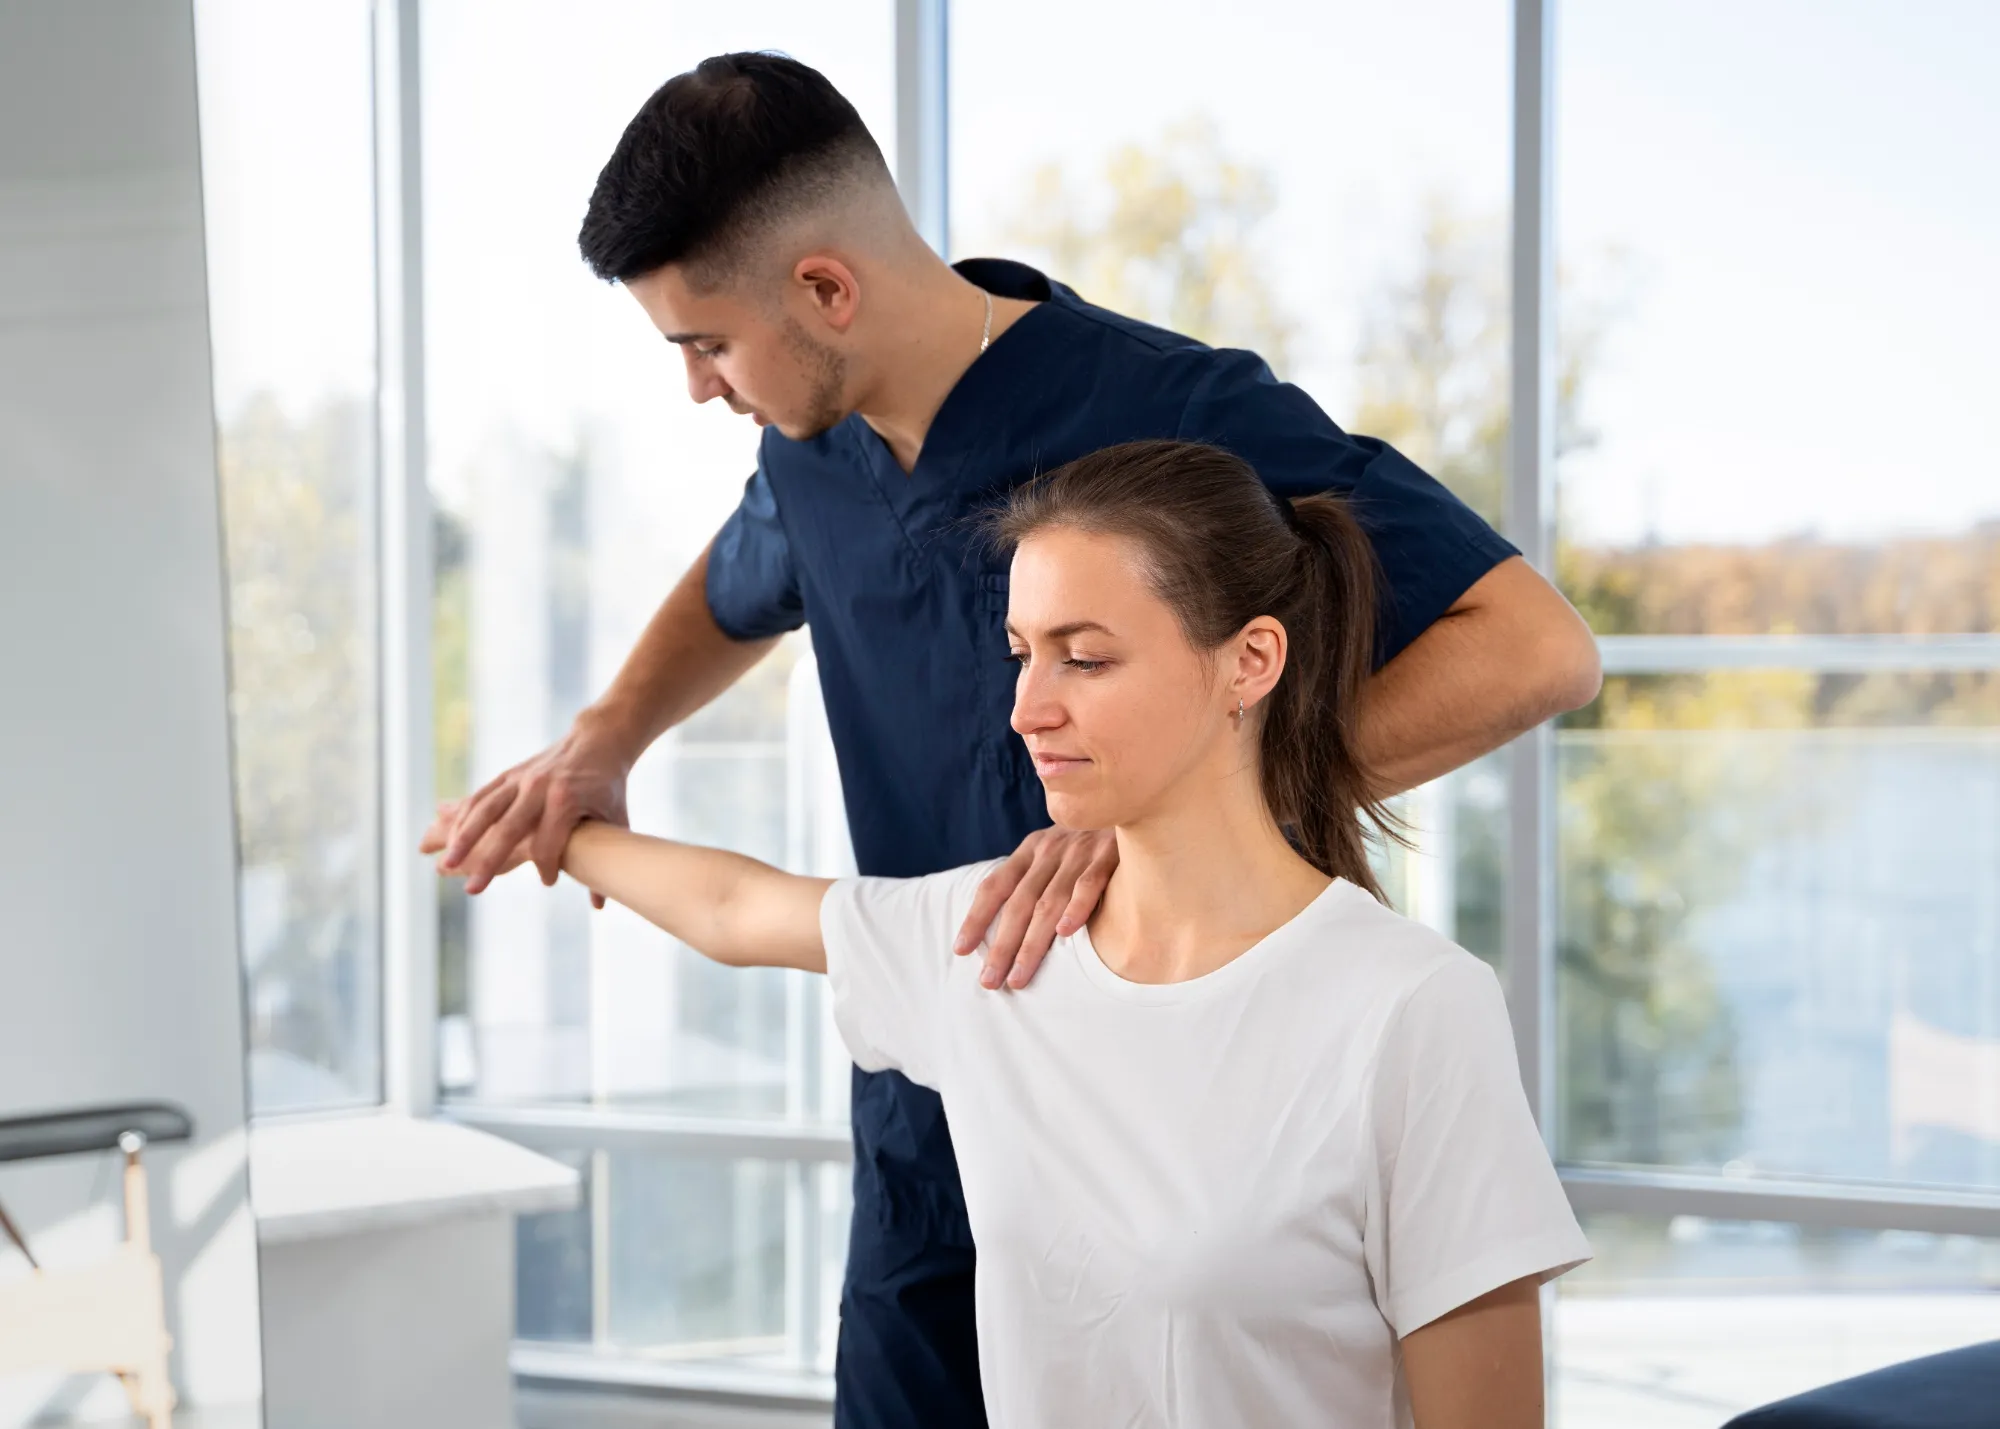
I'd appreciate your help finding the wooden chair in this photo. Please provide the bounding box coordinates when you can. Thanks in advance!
[0,1104,192,1429]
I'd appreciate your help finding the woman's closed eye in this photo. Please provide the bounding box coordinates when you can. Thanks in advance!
[1005,649,1109,673]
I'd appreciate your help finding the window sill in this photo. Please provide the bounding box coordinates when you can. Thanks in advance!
[250,1109,580,1245]
[513,1344,834,1412]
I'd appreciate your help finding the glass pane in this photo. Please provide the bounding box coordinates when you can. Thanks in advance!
[1556,3,2000,634]
[1557,673,2000,1189]
[425,5,889,1114]
[518,1149,594,1345]
[514,1151,849,1378]
[952,0,1513,527]
[1373,751,1508,971]
[195,0,382,1113]
[1557,1214,2000,1429]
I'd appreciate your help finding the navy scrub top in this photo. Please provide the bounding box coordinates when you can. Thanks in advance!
[705,258,1518,1333]
[708,257,1517,882]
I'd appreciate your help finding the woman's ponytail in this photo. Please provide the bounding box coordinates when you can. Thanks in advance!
[1261,495,1395,895]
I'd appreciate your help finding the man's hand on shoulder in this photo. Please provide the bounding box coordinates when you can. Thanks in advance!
[953,827,1119,991]
[419,711,636,903]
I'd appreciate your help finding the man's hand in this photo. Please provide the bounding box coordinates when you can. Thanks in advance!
[419,716,634,901]
[952,827,1118,990]
[424,808,535,881]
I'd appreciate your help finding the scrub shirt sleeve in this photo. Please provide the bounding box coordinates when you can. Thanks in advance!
[705,462,807,641]
[1364,953,1592,1337]
[819,859,1003,1092]
[1177,348,1519,666]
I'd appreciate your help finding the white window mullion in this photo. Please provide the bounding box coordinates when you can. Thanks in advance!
[374,0,438,1117]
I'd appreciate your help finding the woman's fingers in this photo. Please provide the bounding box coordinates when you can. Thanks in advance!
[417,797,462,856]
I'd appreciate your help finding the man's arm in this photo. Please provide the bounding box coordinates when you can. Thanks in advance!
[1355,555,1601,797]
[426,542,778,893]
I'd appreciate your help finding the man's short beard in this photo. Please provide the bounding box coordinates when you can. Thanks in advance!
[781,316,849,439]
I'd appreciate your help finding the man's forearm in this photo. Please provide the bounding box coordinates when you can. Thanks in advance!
[1354,557,1601,797]
[581,542,781,763]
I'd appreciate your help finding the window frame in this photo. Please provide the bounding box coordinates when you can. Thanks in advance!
[362,0,2000,1400]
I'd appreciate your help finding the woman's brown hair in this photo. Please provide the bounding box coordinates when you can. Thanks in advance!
[991,438,1395,898]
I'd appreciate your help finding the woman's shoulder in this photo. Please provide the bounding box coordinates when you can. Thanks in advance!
[826,858,1007,953]
[833,857,1006,902]
[1295,880,1502,1019]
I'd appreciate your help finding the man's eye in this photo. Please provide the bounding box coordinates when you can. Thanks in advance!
[694,344,722,358]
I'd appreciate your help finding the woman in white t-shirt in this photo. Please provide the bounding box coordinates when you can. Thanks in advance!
[442,438,1591,1428]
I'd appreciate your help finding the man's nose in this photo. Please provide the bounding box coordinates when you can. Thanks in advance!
[683,353,728,405]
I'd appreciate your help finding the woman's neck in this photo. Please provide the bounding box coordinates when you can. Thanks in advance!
[1088,772,1335,986]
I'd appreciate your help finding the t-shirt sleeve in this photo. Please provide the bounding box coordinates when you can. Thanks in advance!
[1177,348,1519,666]
[1365,953,1591,1336]
[705,460,807,641]
[818,859,1001,1092]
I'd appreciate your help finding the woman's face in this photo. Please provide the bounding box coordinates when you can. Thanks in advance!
[1006,527,1247,831]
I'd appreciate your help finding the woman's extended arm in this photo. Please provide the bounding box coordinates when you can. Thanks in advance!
[556,822,831,973]
[1399,1276,1546,1429]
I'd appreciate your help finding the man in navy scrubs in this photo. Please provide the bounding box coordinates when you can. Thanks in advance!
[432,52,1601,1429]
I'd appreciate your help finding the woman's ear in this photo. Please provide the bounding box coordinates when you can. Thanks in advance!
[1232,616,1289,713]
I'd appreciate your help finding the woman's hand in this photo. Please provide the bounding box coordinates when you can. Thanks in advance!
[1399,1275,1546,1429]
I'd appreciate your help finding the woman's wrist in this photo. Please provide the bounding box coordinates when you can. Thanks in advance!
[561,817,614,885]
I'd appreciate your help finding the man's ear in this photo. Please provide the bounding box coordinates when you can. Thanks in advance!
[793,253,861,336]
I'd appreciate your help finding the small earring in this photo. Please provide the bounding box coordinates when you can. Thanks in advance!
[1235,696,1245,724]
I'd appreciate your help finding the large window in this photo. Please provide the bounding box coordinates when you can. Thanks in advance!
[197,0,383,1116]
[422,0,892,1379]
[1550,2,2000,1421]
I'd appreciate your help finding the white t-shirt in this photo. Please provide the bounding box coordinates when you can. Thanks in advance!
[821,861,1591,1429]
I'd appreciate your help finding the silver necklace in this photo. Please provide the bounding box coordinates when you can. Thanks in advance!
[980,289,993,354]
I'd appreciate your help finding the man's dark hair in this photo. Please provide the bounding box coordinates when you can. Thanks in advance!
[578,52,891,285]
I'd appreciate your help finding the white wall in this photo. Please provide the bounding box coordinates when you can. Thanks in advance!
[0,1,264,1423]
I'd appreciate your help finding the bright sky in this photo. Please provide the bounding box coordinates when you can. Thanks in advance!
[194,0,2000,551]
[1555,0,2000,545]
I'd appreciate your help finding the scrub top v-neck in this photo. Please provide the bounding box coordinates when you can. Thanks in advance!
[702,256,1518,1423]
